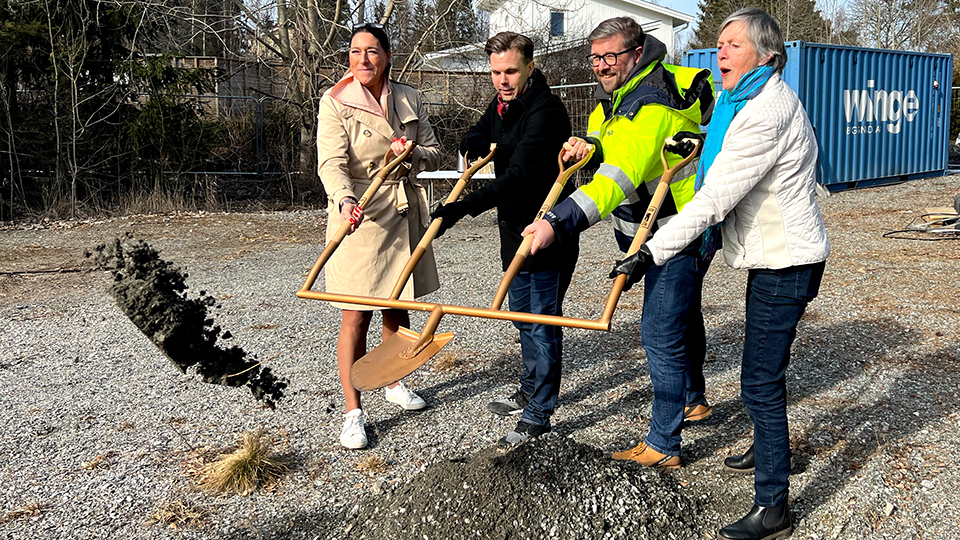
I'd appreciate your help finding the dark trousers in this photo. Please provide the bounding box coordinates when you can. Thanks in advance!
[508,266,574,426]
[641,250,711,456]
[742,261,825,507]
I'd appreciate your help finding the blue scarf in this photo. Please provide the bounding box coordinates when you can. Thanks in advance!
[696,65,775,259]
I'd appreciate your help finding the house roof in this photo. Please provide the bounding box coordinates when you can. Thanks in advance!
[619,0,694,26]
[420,19,664,69]
[475,0,693,26]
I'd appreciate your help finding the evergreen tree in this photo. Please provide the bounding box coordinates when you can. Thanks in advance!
[690,0,831,50]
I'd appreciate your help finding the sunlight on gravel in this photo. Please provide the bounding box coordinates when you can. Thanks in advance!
[1,176,959,539]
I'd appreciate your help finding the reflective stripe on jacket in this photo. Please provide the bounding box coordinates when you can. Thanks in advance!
[547,42,714,252]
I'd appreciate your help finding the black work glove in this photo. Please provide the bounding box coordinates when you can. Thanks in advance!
[609,243,655,292]
[459,134,490,161]
[665,131,704,158]
[430,200,472,237]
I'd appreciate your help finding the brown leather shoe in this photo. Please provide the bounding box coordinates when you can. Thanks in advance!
[684,402,713,422]
[611,442,680,469]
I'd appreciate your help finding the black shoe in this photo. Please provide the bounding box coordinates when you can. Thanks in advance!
[724,444,755,474]
[496,420,550,449]
[487,388,530,416]
[718,502,792,540]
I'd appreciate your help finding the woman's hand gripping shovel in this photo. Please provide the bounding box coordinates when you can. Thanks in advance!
[298,143,416,293]
[350,145,594,392]
[386,144,497,300]
[598,135,702,326]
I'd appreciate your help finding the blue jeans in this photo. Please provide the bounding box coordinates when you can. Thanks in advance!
[641,249,711,456]
[742,261,825,507]
[507,267,573,426]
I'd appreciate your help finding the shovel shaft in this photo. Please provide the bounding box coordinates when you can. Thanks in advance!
[490,146,595,310]
[300,144,417,293]
[298,288,611,330]
[388,145,497,300]
[598,139,701,327]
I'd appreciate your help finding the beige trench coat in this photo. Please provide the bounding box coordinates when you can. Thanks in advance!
[317,80,442,310]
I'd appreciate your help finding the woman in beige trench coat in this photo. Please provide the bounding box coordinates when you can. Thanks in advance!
[317,24,442,449]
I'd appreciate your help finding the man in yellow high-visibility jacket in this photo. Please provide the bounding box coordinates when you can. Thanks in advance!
[524,16,715,468]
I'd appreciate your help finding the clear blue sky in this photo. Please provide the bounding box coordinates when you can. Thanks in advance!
[668,0,701,21]
[665,0,702,46]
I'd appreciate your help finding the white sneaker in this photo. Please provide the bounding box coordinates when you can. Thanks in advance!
[339,408,367,449]
[384,381,427,410]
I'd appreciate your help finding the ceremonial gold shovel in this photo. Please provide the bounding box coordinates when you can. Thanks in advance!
[350,147,595,391]
[387,145,498,300]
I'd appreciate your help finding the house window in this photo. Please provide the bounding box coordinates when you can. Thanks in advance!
[550,11,564,37]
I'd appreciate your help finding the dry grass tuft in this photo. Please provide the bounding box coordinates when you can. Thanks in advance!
[356,453,389,475]
[146,499,207,529]
[250,323,278,330]
[198,430,290,495]
[0,501,51,524]
[431,349,466,372]
[82,451,118,470]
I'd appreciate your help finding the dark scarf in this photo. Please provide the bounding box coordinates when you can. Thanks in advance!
[497,74,535,117]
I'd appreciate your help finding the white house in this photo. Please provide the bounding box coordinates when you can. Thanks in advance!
[420,0,694,72]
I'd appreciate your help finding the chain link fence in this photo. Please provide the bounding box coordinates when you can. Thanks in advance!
[421,81,598,200]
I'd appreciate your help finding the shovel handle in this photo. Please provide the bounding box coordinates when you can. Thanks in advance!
[299,143,417,293]
[388,144,498,300]
[598,138,701,327]
[490,145,595,310]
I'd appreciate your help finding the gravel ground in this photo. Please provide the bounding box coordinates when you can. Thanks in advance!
[1,173,959,540]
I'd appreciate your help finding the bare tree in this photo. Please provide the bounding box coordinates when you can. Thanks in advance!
[847,0,956,51]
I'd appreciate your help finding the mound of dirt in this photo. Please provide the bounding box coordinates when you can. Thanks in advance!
[88,235,286,408]
[332,436,709,540]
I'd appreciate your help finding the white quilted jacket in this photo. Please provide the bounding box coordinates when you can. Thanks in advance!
[647,74,830,270]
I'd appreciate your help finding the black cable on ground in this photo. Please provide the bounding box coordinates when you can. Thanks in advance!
[882,212,960,241]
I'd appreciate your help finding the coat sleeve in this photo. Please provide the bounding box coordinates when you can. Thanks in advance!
[462,97,571,216]
[317,93,356,205]
[459,101,494,159]
[546,106,681,241]
[410,93,442,173]
[646,106,782,265]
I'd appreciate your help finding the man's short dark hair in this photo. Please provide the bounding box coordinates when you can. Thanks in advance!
[587,17,644,50]
[484,32,534,63]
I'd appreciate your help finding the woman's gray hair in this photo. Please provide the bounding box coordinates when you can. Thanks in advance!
[587,17,644,50]
[721,8,787,74]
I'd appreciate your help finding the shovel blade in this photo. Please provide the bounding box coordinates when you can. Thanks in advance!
[350,327,455,391]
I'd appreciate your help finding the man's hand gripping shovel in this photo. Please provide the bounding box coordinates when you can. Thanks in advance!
[350,146,595,391]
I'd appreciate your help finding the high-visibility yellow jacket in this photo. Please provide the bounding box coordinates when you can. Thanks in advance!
[546,40,715,252]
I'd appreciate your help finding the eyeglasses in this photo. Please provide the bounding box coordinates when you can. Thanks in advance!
[352,23,384,31]
[586,48,637,68]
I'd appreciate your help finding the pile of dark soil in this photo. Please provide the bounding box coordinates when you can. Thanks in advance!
[332,436,711,540]
[87,235,286,407]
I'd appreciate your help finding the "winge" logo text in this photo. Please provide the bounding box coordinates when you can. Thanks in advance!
[843,79,919,135]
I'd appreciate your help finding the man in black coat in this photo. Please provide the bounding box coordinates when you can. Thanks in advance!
[431,31,578,447]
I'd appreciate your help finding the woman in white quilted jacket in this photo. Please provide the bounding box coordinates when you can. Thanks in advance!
[610,8,829,540]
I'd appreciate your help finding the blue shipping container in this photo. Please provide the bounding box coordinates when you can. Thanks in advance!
[683,42,954,191]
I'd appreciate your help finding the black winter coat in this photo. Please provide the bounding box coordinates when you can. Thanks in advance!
[459,70,579,272]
